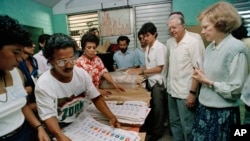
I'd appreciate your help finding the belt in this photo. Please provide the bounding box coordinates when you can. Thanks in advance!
[0,125,23,140]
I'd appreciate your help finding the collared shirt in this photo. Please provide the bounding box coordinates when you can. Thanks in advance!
[134,47,146,67]
[167,31,205,99]
[76,55,108,87]
[113,49,138,70]
[145,40,166,87]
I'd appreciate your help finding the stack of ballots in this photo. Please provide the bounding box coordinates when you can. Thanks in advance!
[86,101,150,125]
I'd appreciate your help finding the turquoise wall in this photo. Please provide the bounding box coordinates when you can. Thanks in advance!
[0,0,235,35]
[53,14,68,35]
[0,0,53,34]
[173,0,233,26]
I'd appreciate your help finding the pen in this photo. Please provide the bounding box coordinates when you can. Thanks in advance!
[196,62,200,69]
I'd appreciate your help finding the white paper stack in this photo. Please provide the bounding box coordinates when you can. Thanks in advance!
[56,116,140,141]
[86,101,150,125]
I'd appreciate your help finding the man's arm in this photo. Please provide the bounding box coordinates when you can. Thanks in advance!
[92,96,120,128]
[44,117,71,141]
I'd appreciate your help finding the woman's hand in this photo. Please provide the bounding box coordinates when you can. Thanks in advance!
[99,89,112,97]
[113,84,125,93]
[192,69,206,83]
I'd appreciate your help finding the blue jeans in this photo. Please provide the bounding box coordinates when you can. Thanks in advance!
[1,121,37,141]
[168,94,195,141]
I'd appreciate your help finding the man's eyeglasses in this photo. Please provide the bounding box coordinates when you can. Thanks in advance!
[56,57,77,67]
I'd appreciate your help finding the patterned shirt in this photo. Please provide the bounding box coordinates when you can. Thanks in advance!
[76,55,108,87]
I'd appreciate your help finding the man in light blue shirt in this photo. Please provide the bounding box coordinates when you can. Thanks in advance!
[113,36,138,71]
[134,30,147,68]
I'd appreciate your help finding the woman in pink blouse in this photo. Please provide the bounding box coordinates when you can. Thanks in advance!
[76,33,125,96]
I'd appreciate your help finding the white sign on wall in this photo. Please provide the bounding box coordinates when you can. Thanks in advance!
[100,8,131,36]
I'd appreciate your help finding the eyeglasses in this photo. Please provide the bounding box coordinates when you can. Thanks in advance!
[56,57,77,67]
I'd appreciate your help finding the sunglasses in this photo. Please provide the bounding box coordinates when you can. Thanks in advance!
[56,57,77,67]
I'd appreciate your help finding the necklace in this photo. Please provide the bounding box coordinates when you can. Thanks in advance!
[0,74,8,103]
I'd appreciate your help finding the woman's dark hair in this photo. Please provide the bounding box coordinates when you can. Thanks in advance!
[81,33,100,51]
[43,33,77,59]
[0,15,32,49]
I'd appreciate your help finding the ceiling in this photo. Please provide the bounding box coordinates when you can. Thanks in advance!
[33,0,60,8]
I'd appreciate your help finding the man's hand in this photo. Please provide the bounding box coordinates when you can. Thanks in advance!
[109,116,120,128]
[186,93,196,108]
[37,126,51,141]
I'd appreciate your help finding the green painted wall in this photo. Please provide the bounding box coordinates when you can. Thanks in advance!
[0,0,235,36]
[172,0,233,26]
[0,0,53,34]
[53,14,69,35]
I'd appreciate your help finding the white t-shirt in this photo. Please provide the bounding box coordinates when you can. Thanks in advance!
[35,66,100,123]
[0,68,27,136]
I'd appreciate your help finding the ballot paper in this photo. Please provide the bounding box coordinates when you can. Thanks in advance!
[54,116,140,141]
[86,101,150,125]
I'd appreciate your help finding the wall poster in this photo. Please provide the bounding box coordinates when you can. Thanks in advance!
[100,8,131,36]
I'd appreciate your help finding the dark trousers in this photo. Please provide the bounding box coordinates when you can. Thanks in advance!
[0,121,37,141]
[143,82,167,137]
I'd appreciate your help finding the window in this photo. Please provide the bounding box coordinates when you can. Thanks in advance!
[68,12,99,48]
[233,0,250,36]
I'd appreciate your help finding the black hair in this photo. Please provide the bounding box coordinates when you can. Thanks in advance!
[232,17,249,40]
[81,33,100,51]
[38,34,51,50]
[140,22,158,38]
[117,36,130,44]
[0,15,32,49]
[138,30,143,39]
[43,33,77,59]
[89,27,99,33]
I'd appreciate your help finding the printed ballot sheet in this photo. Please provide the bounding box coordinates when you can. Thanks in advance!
[86,101,150,125]
[56,116,140,141]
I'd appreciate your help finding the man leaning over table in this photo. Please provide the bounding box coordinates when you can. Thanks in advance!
[35,33,120,141]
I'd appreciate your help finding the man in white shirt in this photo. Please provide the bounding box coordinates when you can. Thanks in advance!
[166,12,205,141]
[35,33,120,141]
[128,22,168,141]
[33,34,51,74]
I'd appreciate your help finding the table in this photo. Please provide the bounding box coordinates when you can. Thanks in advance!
[103,87,151,141]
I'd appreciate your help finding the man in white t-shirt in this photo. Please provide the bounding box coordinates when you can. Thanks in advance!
[35,33,120,141]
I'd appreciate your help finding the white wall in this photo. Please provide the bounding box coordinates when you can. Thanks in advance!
[53,0,167,14]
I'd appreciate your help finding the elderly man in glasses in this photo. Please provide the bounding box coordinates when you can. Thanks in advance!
[35,33,120,141]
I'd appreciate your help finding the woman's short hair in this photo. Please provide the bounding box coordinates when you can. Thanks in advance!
[198,2,241,33]
[81,33,100,51]
[0,15,32,49]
